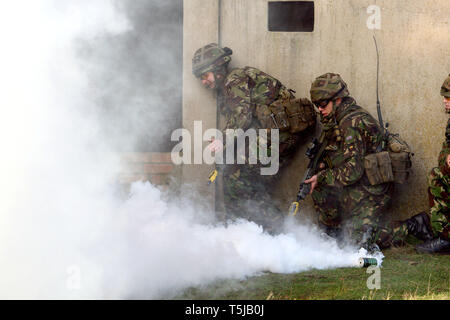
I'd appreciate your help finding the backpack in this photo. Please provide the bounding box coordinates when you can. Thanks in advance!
[339,109,413,185]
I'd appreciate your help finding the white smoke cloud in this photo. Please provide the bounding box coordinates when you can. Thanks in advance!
[0,1,382,299]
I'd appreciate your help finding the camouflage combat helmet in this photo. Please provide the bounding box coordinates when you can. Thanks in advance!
[192,43,232,78]
[310,73,350,105]
[440,74,450,98]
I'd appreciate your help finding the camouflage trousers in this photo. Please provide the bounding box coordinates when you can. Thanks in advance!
[428,167,449,240]
[311,182,407,248]
[220,132,304,233]
[222,164,284,233]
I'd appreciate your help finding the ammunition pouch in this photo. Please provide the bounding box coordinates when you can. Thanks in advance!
[338,108,413,186]
[387,134,412,184]
[389,152,412,184]
[256,98,316,134]
[269,102,291,131]
[364,151,394,185]
[364,134,412,185]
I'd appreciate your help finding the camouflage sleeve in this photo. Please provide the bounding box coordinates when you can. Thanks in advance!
[317,126,365,188]
[223,98,254,131]
[429,167,449,202]
[438,143,450,175]
[445,117,450,145]
[438,118,450,174]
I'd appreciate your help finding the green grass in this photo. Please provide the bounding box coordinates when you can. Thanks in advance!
[177,246,450,300]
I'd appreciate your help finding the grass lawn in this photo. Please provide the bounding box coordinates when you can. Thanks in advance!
[178,246,449,300]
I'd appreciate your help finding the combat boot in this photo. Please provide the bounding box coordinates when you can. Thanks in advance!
[415,237,450,254]
[403,212,434,242]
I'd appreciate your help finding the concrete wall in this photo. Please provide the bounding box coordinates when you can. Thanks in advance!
[182,0,220,211]
[183,0,450,220]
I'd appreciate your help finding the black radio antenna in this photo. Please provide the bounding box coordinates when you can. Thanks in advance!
[373,35,384,130]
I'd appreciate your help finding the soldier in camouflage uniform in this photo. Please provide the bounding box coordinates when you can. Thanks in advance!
[416,74,450,254]
[192,43,315,233]
[305,73,433,251]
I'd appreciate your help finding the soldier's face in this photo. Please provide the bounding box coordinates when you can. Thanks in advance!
[318,100,334,117]
[444,96,450,113]
[201,72,216,89]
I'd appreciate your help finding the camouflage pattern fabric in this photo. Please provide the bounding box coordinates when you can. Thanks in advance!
[192,43,232,78]
[315,98,386,190]
[439,120,450,171]
[440,74,450,98]
[217,66,309,232]
[427,115,450,240]
[415,75,449,242]
[311,180,404,248]
[219,67,305,157]
[222,164,284,233]
[428,167,449,240]
[310,73,350,104]
[311,97,402,248]
[445,117,450,147]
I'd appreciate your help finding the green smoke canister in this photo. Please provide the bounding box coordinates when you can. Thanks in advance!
[358,257,378,268]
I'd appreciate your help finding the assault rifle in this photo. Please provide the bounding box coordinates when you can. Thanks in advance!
[289,134,326,216]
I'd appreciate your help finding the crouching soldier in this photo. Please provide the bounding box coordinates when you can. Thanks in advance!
[305,73,433,252]
[416,74,450,254]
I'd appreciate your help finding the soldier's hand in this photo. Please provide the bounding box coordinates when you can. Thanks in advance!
[304,175,318,195]
[447,154,450,169]
[207,138,223,152]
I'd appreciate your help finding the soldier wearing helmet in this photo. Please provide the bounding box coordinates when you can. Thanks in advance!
[416,74,450,254]
[305,73,433,252]
[192,43,232,90]
[192,43,315,233]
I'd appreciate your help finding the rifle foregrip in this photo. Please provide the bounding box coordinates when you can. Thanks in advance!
[297,182,311,201]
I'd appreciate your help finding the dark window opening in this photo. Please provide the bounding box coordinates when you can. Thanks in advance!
[268,1,314,32]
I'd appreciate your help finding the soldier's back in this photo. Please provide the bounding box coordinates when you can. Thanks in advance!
[224,66,283,106]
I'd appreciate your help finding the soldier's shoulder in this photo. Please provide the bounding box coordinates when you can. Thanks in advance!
[242,66,265,76]
[226,66,264,78]
[353,107,377,125]
[340,107,380,134]
[340,107,370,124]
[225,67,248,86]
[227,67,246,76]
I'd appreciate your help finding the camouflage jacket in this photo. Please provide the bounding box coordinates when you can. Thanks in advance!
[446,117,450,145]
[316,97,388,193]
[217,66,291,131]
[438,117,450,175]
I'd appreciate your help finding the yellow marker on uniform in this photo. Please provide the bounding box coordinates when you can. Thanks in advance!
[289,201,300,216]
[207,169,218,185]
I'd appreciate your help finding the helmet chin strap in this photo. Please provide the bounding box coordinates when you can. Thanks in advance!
[323,99,340,126]
[331,100,338,125]
[213,66,227,88]
[327,99,340,116]
[332,99,341,109]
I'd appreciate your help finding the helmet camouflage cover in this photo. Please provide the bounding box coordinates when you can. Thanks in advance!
[310,73,350,103]
[192,43,232,78]
[441,74,450,98]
